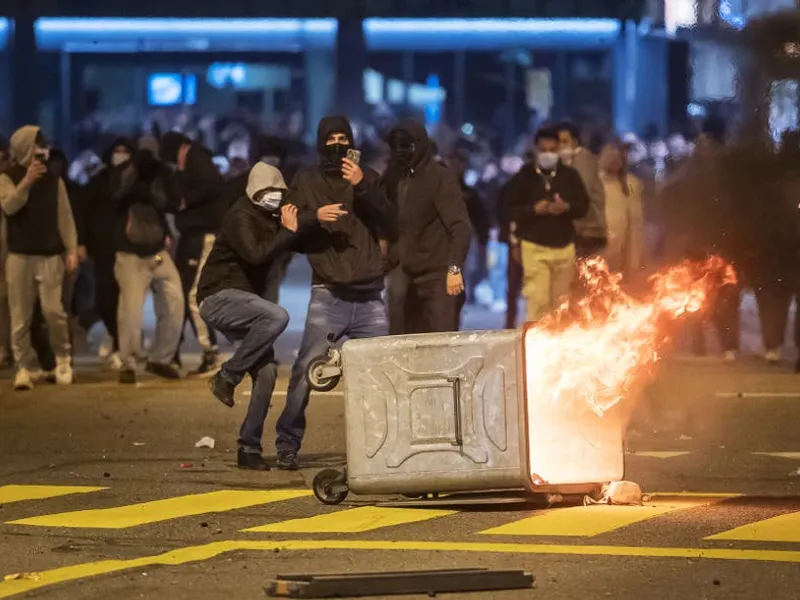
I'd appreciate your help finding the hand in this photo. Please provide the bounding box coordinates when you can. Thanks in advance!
[77,246,88,262]
[281,204,298,232]
[341,158,364,186]
[534,200,550,215]
[64,252,79,273]
[549,194,570,215]
[23,161,48,186]
[164,236,173,252]
[317,203,348,223]
[177,144,191,171]
[446,272,465,296]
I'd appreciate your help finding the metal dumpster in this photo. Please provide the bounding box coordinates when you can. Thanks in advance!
[311,328,625,505]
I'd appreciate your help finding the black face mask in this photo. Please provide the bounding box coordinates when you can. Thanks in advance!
[388,136,416,169]
[321,143,349,176]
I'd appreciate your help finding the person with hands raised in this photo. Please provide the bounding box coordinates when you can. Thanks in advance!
[505,126,590,323]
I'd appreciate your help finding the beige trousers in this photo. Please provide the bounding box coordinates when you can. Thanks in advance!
[520,241,576,323]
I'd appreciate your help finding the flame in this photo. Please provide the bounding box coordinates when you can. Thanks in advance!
[523,256,736,417]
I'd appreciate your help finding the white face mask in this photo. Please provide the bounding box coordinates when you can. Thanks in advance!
[253,189,283,212]
[111,152,131,167]
[537,152,559,170]
[558,147,575,164]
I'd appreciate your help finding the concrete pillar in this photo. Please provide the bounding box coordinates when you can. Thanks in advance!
[304,49,336,143]
[454,51,466,126]
[504,60,516,151]
[612,20,639,134]
[635,35,669,138]
[333,17,367,122]
[10,14,38,129]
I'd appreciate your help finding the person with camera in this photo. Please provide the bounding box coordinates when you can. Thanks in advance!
[505,126,590,323]
[277,115,397,471]
[0,126,79,390]
[197,163,306,471]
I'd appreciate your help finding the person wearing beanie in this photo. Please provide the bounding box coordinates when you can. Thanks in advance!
[196,162,309,471]
[0,126,78,390]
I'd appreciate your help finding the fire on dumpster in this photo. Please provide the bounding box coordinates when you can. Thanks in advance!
[524,256,737,487]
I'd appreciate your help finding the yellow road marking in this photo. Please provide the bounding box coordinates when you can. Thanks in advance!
[480,496,726,537]
[0,485,107,505]
[707,511,800,543]
[6,490,311,529]
[243,506,456,534]
[6,539,800,598]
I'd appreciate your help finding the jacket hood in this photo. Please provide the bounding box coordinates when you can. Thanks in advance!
[10,125,43,167]
[388,119,431,168]
[316,116,354,154]
[245,162,287,200]
[160,131,192,164]
[138,136,160,160]
[103,137,135,165]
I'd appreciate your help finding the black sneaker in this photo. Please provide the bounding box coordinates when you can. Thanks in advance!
[145,362,181,380]
[237,449,270,471]
[119,369,137,384]
[209,372,235,407]
[192,350,220,377]
[276,450,299,471]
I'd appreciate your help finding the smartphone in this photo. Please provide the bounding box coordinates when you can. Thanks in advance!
[34,152,48,163]
[346,149,361,164]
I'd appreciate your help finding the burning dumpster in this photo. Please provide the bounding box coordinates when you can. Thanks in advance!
[311,257,735,505]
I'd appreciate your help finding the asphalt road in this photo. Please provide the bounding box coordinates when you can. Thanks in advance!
[2,354,800,600]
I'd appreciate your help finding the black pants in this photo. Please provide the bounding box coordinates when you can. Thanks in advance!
[506,246,523,329]
[754,281,794,351]
[691,284,741,354]
[94,255,119,351]
[174,233,218,356]
[388,268,461,335]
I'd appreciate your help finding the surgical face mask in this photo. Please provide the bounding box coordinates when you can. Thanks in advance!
[252,188,284,212]
[536,151,559,171]
[111,151,131,167]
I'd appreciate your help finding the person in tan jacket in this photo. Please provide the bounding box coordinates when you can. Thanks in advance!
[558,122,607,257]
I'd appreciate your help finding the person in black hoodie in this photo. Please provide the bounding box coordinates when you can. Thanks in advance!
[277,115,397,470]
[113,147,184,384]
[383,119,472,335]
[197,162,304,470]
[160,132,226,375]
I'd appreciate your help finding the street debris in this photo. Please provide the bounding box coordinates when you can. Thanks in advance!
[132,442,145,447]
[180,463,194,469]
[679,435,693,441]
[4,573,40,582]
[584,481,643,506]
[195,436,215,449]
[265,568,534,598]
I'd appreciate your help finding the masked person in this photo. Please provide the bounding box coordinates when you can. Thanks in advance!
[197,163,305,470]
[160,132,227,376]
[278,115,397,470]
[383,119,472,335]
[506,127,591,323]
[0,126,79,390]
[557,122,606,258]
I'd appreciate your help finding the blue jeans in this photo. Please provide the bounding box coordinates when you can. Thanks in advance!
[199,289,290,454]
[279,286,388,453]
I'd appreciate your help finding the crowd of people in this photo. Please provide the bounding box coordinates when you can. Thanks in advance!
[2,107,799,469]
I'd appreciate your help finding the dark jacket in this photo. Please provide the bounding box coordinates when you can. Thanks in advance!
[4,166,63,256]
[463,182,491,246]
[196,197,297,305]
[505,162,590,248]
[383,120,472,277]
[161,132,227,237]
[288,116,397,295]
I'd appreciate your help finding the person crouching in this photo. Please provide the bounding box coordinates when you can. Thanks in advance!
[196,163,305,471]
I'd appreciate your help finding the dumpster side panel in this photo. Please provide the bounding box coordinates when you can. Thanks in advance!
[342,330,524,495]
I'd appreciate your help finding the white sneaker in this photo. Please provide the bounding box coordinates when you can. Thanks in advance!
[109,352,123,371]
[55,359,74,385]
[98,337,114,361]
[723,350,737,363]
[765,349,781,364]
[14,368,34,391]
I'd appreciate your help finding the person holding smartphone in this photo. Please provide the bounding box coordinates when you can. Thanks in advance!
[505,126,590,323]
[277,115,397,471]
[0,126,79,390]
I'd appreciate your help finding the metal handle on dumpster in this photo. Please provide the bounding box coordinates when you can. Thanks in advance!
[447,376,463,447]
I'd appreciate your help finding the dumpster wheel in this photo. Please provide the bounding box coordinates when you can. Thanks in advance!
[307,355,341,392]
[313,468,349,505]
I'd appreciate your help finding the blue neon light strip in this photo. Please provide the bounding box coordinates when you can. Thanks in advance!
[34,18,338,53]
[0,18,9,51]
[363,18,621,51]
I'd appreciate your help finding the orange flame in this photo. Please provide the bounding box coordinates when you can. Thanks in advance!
[523,256,736,417]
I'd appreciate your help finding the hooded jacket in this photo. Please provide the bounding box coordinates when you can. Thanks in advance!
[160,132,227,237]
[383,120,472,277]
[196,163,299,304]
[286,116,397,295]
[0,125,77,257]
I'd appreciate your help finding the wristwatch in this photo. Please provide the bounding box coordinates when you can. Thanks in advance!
[448,265,461,275]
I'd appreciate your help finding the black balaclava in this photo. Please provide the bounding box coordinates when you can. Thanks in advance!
[387,119,430,172]
[317,115,354,177]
